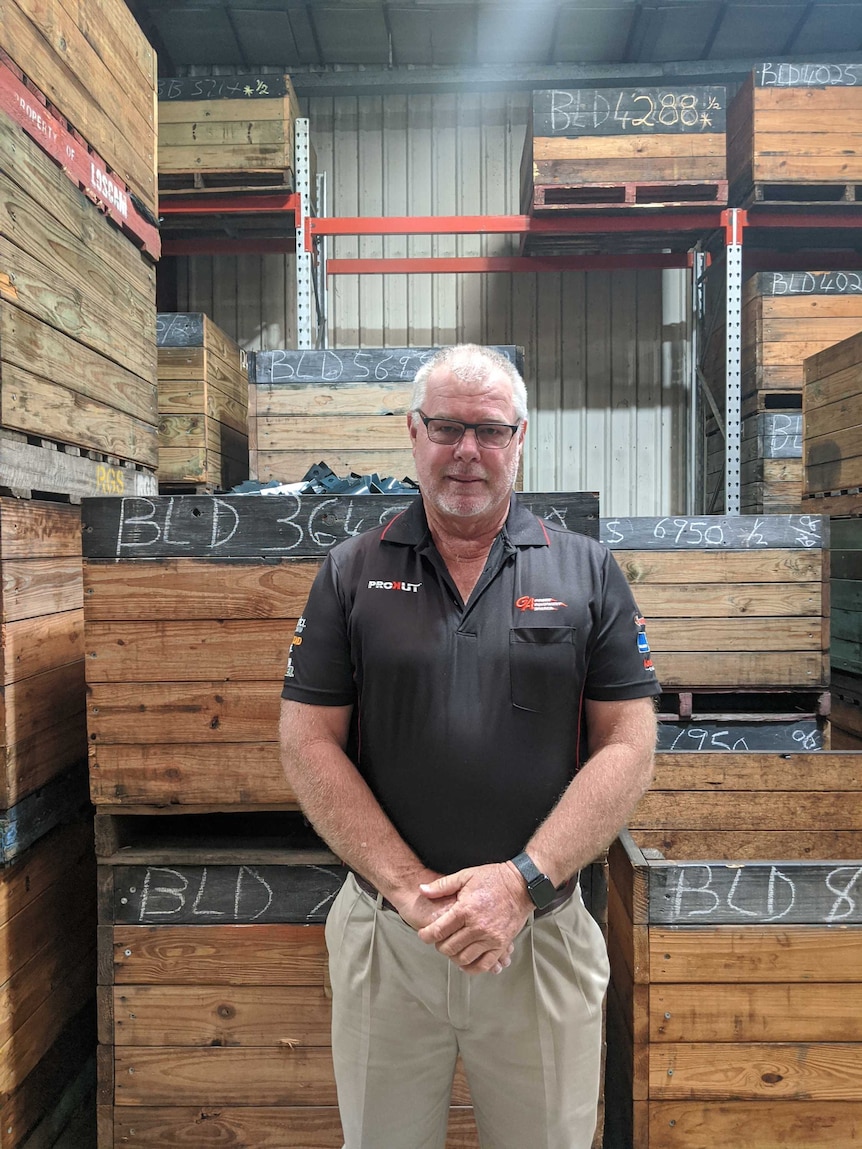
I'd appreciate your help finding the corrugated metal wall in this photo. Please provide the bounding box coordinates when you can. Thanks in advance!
[177,91,690,514]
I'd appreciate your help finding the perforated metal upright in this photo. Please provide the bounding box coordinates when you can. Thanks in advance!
[723,208,744,515]
[294,118,315,348]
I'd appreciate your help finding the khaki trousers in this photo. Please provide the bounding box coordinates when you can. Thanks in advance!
[325,873,610,1149]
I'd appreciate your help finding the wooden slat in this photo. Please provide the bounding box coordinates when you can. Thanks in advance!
[253,448,416,484]
[632,830,862,860]
[649,1042,862,1100]
[1,610,83,685]
[251,382,412,418]
[85,619,291,681]
[632,791,860,830]
[650,926,862,982]
[0,497,81,558]
[647,1099,862,1149]
[651,752,862,792]
[83,559,319,621]
[615,548,822,582]
[1,556,82,622]
[646,617,817,650]
[112,985,331,1046]
[112,925,328,985]
[88,681,277,744]
[650,983,862,1042]
[649,650,824,688]
[88,743,293,806]
[112,1107,345,1147]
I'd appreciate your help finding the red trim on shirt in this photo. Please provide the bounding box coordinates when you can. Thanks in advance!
[379,510,408,541]
[536,517,551,545]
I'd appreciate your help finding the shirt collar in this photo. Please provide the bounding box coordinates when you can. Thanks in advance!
[380,494,551,548]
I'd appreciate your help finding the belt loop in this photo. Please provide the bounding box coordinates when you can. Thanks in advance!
[375,890,384,911]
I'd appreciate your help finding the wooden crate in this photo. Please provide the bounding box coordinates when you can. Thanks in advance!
[95,813,485,1148]
[607,750,862,1149]
[728,68,862,203]
[520,86,726,212]
[82,492,598,809]
[157,313,249,492]
[831,678,862,749]
[803,328,862,507]
[600,514,828,691]
[158,73,302,192]
[706,410,803,514]
[0,115,159,493]
[248,346,524,485]
[831,517,862,682]
[0,499,89,808]
[0,0,157,216]
[0,817,97,1149]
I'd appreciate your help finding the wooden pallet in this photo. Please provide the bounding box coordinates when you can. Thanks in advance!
[529,179,727,210]
[740,181,862,206]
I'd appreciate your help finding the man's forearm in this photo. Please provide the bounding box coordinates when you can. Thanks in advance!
[524,699,656,887]
[279,704,433,900]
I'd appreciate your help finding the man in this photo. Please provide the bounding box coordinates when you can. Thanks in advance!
[280,344,660,1149]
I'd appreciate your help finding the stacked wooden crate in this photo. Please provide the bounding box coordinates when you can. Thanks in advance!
[83,491,599,1148]
[158,73,303,193]
[606,750,862,1149]
[0,497,96,1144]
[521,85,727,214]
[701,270,862,512]
[728,63,862,204]
[157,313,249,492]
[803,329,862,747]
[248,346,524,484]
[0,1,159,1142]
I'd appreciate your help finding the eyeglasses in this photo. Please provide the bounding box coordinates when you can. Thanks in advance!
[416,410,521,449]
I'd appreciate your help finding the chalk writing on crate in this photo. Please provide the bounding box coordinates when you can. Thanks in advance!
[764,271,862,296]
[601,515,822,549]
[533,86,725,135]
[756,62,862,87]
[653,862,862,925]
[105,495,593,558]
[156,313,204,347]
[251,346,521,384]
[157,75,289,100]
[657,720,821,753]
[117,864,347,924]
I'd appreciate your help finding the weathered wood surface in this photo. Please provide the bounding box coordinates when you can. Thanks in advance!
[649,1041,862,1100]
[804,329,862,499]
[649,926,862,982]
[0,766,89,862]
[81,493,599,558]
[111,924,328,985]
[158,75,296,102]
[2,0,157,212]
[650,982,862,1042]
[650,752,861,790]
[632,830,862,861]
[251,346,523,384]
[646,1099,862,1149]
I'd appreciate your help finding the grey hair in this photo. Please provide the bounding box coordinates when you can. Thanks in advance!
[411,344,528,422]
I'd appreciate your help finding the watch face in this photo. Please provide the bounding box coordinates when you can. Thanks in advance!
[529,876,557,910]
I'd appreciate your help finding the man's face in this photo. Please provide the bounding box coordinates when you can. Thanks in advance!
[408,366,526,522]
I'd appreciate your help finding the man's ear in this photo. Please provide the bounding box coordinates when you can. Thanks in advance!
[407,412,419,443]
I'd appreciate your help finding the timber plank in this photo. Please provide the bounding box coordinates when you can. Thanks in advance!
[0,497,81,558]
[650,926,862,982]
[3,661,86,747]
[632,830,862,860]
[1,713,87,808]
[252,382,413,418]
[2,610,84,685]
[113,1047,338,1107]
[253,448,416,484]
[112,924,328,985]
[632,790,861,830]
[532,136,726,161]
[87,681,277,743]
[83,560,319,621]
[647,1099,862,1149]
[111,1107,345,1147]
[651,752,862,792]
[645,617,817,650]
[614,549,823,582]
[0,557,82,622]
[648,650,823,688]
[111,985,332,1046]
[85,619,291,681]
[88,743,293,807]
[649,1042,862,1100]
[625,582,821,616]
[650,982,862,1042]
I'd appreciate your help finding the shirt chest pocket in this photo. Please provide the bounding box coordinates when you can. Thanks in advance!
[509,626,578,713]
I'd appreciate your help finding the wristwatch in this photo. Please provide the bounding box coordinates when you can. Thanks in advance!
[510,852,557,910]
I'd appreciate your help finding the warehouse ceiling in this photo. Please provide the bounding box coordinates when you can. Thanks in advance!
[129,0,862,95]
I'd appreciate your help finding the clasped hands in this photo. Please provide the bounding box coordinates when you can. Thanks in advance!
[394,861,533,976]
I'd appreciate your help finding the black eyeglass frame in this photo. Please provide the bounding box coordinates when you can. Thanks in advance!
[415,409,522,449]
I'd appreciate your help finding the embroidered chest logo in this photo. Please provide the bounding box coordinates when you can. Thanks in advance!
[367,580,422,593]
[515,596,568,612]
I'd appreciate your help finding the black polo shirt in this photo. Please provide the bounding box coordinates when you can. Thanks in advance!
[281,495,660,873]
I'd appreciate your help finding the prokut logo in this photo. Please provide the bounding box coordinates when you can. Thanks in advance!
[367,580,421,593]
